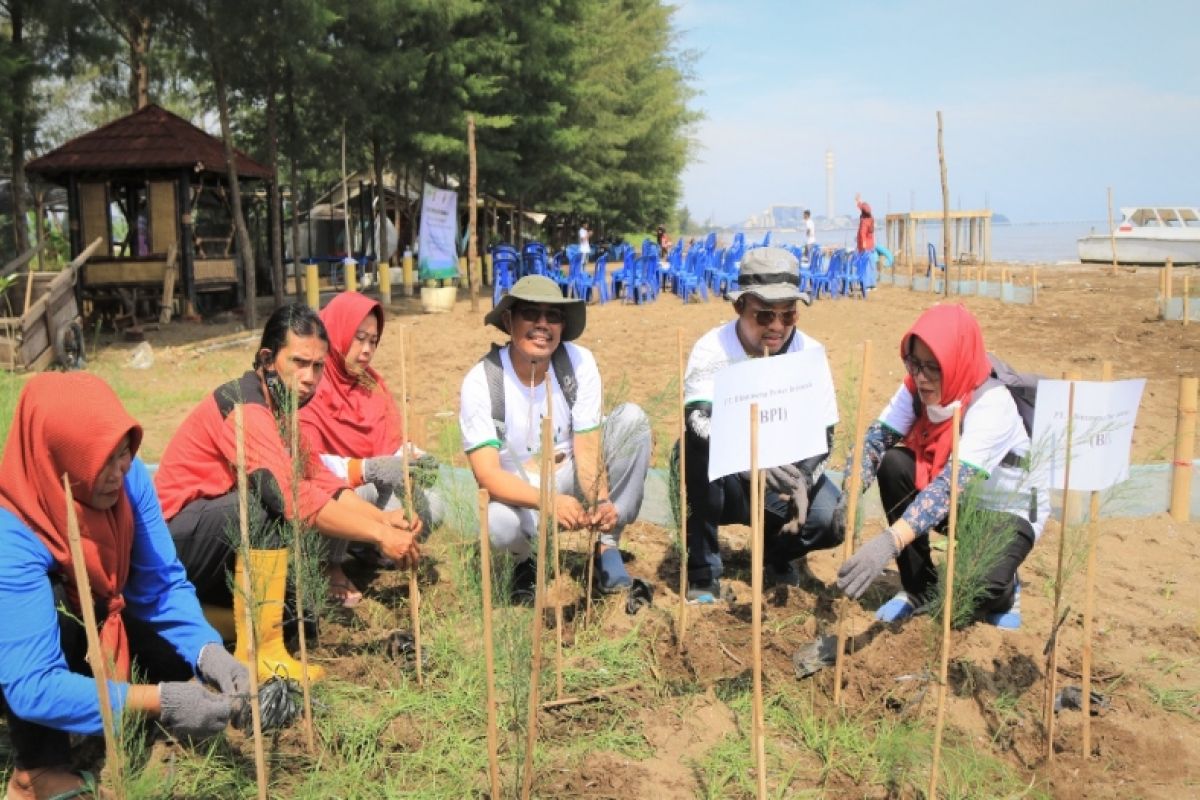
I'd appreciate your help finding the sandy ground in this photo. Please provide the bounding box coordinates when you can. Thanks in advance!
[80,260,1200,796]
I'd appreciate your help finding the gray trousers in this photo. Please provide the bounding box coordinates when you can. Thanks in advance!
[487,403,651,559]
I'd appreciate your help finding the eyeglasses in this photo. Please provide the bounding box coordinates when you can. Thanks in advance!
[514,305,565,325]
[903,355,942,380]
[745,305,797,327]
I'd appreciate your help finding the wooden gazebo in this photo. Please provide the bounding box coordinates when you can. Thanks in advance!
[26,104,272,315]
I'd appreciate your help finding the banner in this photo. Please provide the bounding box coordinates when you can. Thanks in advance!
[417,182,459,281]
[708,348,839,481]
[1031,378,1146,492]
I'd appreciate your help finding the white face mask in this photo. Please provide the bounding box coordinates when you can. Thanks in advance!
[925,399,961,424]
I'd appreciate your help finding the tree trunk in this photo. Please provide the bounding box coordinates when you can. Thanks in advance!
[9,2,29,254]
[265,80,285,308]
[209,20,256,328]
[371,134,386,265]
[285,64,303,303]
[467,116,479,311]
[128,12,151,110]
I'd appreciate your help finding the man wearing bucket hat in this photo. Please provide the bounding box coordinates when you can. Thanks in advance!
[675,247,843,603]
[459,275,652,603]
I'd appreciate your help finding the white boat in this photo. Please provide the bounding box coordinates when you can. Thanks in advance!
[1077,207,1200,265]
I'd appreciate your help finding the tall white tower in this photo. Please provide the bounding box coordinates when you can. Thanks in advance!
[824,149,835,220]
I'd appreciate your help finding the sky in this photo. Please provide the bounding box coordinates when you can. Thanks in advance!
[673,0,1200,225]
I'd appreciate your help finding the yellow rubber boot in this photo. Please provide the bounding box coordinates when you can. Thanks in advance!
[234,548,325,683]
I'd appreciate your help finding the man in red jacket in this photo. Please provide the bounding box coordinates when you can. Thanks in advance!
[156,303,421,680]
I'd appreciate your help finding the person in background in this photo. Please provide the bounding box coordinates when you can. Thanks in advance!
[855,193,875,253]
[578,223,592,264]
[803,209,816,260]
[300,292,443,608]
[459,276,651,603]
[0,374,249,800]
[155,304,422,682]
[677,247,843,603]
[835,304,1048,628]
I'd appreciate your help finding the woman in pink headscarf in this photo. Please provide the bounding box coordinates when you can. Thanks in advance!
[835,304,1049,628]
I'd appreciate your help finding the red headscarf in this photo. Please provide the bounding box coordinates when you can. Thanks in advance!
[900,304,992,489]
[0,373,143,680]
[300,292,404,457]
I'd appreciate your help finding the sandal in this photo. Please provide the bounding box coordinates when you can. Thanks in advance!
[324,564,363,609]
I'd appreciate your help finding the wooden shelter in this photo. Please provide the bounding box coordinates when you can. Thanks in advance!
[26,104,272,315]
[884,209,993,267]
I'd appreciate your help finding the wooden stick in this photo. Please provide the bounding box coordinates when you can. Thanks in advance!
[1107,187,1118,275]
[62,476,126,800]
[234,406,269,800]
[478,489,502,800]
[1045,381,1077,763]
[520,417,554,800]
[677,327,689,651]
[1159,268,1167,318]
[397,326,423,686]
[539,681,639,710]
[1185,276,1191,326]
[467,115,480,312]
[288,390,316,753]
[833,341,872,707]
[928,405,963,798]
[23,269,34,315]
[1165,257,1174,306]
[749,404,767,800]
[584,526,597,625]
[549,396,563,701]
[1170,376,1198,523]
[937,111,950,299]
[1081,361,1113,757]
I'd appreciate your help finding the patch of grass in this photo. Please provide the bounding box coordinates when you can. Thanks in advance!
[1146,685,1199,721]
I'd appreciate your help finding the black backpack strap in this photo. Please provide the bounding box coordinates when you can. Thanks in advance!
[481,344,507,441]
[550,345,578,409]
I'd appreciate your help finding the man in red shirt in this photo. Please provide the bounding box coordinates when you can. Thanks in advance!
[156,303,421,680]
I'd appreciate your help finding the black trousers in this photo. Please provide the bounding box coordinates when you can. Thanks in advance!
[168,470,288,607]
[0,584,193,770]
[678,430,843,585]
[877,447,1034,614]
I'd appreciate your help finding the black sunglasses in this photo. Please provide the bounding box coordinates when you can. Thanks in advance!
[514,305,565,325]
[745,305,797,327]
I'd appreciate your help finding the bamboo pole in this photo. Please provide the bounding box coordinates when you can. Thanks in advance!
[1159,268,1167,319]
[478,489,502,800]
[928,406,963,798]
[1107,188,1118,275]
[1184,276,1191,326]
[396,327,423,687]
[549,396,564,701]
[832,341,872,707]
[1170,376,1198,523]
[234,406,269,800]
[341,124,352,289]
[288,392,316,753]
[748,404,767,800]
[1045,381,1077,763]
[937,111,950,299]
[62,477,126,800]
[520,417,554,800]
[468,115,480,312]
[1081,361,1113,756]
[677,328,689,651]
[23,269,34,315]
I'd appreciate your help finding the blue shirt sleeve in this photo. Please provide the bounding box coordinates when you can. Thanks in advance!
[122,458,222,668]
[0,510,128,735]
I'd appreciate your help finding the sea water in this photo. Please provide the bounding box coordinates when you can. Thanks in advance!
[765,220,1107,264]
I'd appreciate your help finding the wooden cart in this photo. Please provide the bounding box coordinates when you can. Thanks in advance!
[0,238,102,372]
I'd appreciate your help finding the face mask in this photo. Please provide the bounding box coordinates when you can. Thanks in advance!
[261,365,301,415]
[925,399,961,424]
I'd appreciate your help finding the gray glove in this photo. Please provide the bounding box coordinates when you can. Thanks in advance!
[763,463,806,497]
[836,530,901,599]
[779,487,810,536]
[364,456,407,490]
[159,681,233,740]
[196,643,249,697]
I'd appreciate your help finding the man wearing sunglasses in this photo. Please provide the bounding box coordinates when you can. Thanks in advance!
[677,247,843,603]
[459,275,651,603]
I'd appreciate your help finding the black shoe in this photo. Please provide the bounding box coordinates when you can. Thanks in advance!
[765,560,802,588]
[686,578,721,604]
[510,558,537,607]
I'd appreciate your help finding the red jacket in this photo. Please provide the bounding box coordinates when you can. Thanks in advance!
[856,200,875,251]
[155,371,345,523]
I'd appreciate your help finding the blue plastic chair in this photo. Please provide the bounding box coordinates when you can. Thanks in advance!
[632,255,659,303]
[610,248,638,300]
[675,246,709,303]
[927,242,945,277]
[809,249,838,299]
[799,245,822,293]
[844,251,872,299]
[573,253,610,304]
[491,248,519,306]
[710,248,739,297]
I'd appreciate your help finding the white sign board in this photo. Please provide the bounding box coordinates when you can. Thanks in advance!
[417,182,459,281]
[708,348,839,481]
[1031,378,1146,492]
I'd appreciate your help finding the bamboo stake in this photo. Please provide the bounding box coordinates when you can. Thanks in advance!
[288,391,316,753]
[1170,376,1198,523]
[677,327,689,651]
[928,406,963,798]
[396,327,423,687]
[1107,187,1118,275]
[1081,361,1113,757]
[749,404,767,800]
[549,396,564,701]
[584,526,597,625]
[1184,276,1191,326]
[234,406,269,800]
[833,341,872,707]
[937,111,950,299]
[1045,381,1077,763]
[478,489,502,800]
[23,269,34,315]
[62,477,126,800]
[1159,268,1167,318]
[520,417,554,800]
